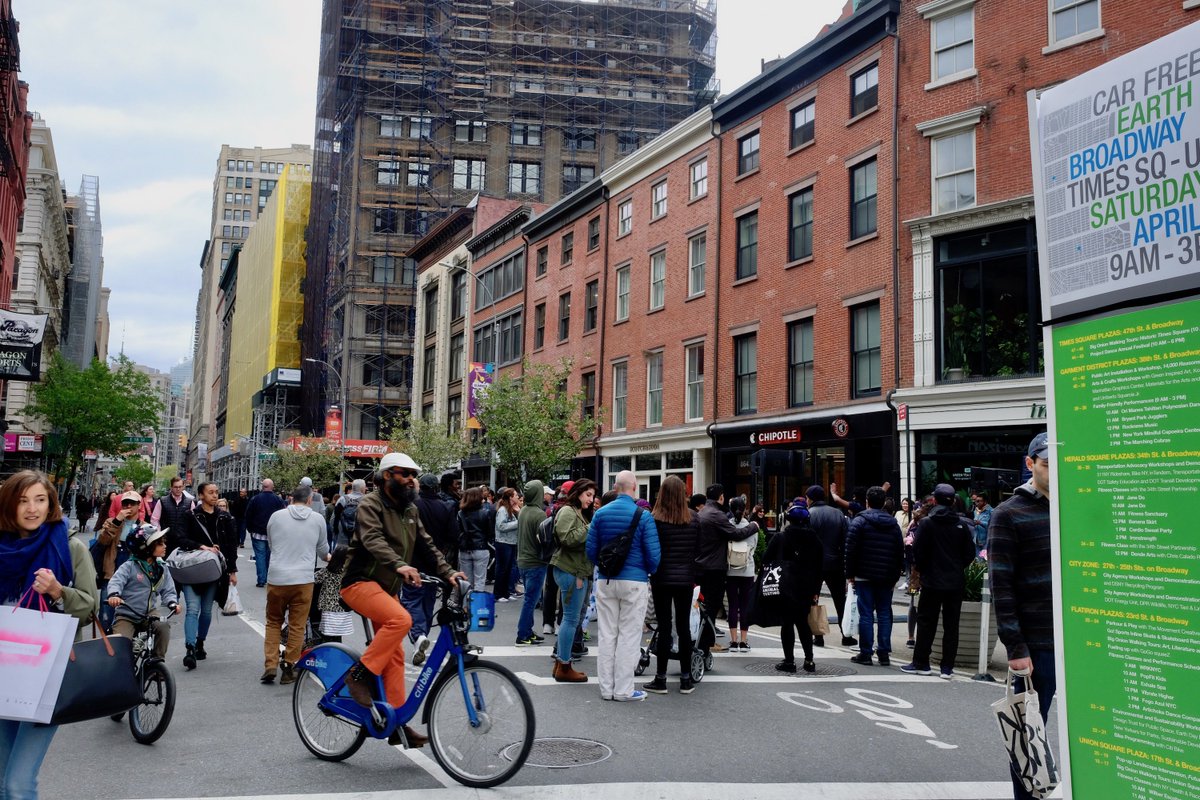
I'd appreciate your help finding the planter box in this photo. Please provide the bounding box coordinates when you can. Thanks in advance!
[929,600,1000,668]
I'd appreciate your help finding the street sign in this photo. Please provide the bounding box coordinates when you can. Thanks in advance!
[897,403,907,422]
[124,436,153,444]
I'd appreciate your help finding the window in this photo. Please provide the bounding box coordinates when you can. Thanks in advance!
[932,9,974,80]
[449,333,465,381]
[222,225,231,237]
[536,246,548,277]
[852,302,881,397]
[474,251,524,310]
[617,200,632,236]
[473,310,524,364]
[404,210,429,236]
[790,100,815,149]
[690,159,708,199]
[423,286,438,335]
[587,217,600,251]
[651,181,668,218]
[1051,0,1100,44]
[226,159,235,170]
[447,395,462,436]
[688,232,706,297]
[646,352,663,426]
[407,159,431,188]
[558,292,571,341]
[510,122,542,146]
[422,346,437,390]
[455,119,486,142]
[851,158,878,239]
[617,132,639,155]
[409,115,432,139]
[737,131,760,175]
[564,129,597,151]
[561,232,574,266]
[581,372,596,420]
[612,362,628,430]
[372,256,397,283]
[789,188,814,261]
[373,209,398,234]
[451,271,467,321]
[584,280,599,332]
[380,114,403,137]
[615,266,630,321]
[224,192,233,203]
[453,158,485,190]
[378,160,402,185]
[736,212,758,279]
[734,333,757,415]
[685,342,704,421]
[365,305,408,337]
[226,177,235,189]
[363,355,410,388]
[534,303,546,349]
[237,160,245,171]
[508,161,541,194]
[851,63,879,117]
[934,131,976,214]
[649,250,666,310]
[562,163,595,194]
[788,319,814,406]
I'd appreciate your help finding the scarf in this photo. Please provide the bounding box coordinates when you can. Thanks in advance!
[0,519,73,604]
[133,555,165,587]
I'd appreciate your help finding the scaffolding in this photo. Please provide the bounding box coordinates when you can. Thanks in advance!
[61,175,103,368]
[303,0,717,436]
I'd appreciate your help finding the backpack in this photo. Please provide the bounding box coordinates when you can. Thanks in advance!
[341,496,361,535]
[595,508,644,578]
[537,507,561,563]
[727,538,752,569]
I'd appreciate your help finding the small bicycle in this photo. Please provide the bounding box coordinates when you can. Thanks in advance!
[292,574,535,788]
[109,608,177,744]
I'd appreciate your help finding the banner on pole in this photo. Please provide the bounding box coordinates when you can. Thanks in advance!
[0,310,49,381]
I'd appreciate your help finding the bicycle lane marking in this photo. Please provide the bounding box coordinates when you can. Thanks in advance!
[235,611,458,790]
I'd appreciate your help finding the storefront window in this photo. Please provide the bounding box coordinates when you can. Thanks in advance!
[635,454,662,472]
[917,428,1036,501]
[665,450,693,470]
[608,456,632,473]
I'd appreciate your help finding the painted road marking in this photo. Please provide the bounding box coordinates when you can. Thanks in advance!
[780,688,958,750]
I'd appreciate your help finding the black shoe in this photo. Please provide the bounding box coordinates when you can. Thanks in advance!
[877,653,891,666]
[280,663,298,685]
[388,725,428,748]
[679,676,695,694]
[571,646,589,658]
[644,676,669,694]
[802,659,816,673]
[344,661,376,708]
[775,660,798,674]
[260,669,276,684]
[813,636,825,648]
[841,636,858,647]
[850,652,873,665]
[195,639,207,661]
[183,645,197,670]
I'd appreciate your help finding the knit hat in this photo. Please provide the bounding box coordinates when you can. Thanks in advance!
[418,473,440,491]
[785,498,810,524]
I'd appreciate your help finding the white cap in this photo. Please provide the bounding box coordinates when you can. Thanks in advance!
[379,452,420,472]
[299,477,313,487]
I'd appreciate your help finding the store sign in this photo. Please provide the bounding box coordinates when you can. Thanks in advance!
[749,427,800,446]
[629,442,661,453]
[283,436,389,459]
[0,309,49,381]
[832,419,850,438]
[2,433,42,453]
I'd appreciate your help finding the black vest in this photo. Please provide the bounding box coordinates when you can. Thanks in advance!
[158,494,193,551]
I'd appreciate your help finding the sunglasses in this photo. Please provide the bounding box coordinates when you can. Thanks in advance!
[121,500,139,506]
[388,468,419,479]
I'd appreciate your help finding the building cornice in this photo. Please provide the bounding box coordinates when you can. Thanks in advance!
[599,107,714,196]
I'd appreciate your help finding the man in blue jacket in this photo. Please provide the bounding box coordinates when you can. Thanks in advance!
[586,470,660,702]
[845,486,903,666]
[245,478,287,587]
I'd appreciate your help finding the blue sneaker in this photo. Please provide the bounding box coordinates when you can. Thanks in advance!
[900,662,932,675]
[616,690,647,702]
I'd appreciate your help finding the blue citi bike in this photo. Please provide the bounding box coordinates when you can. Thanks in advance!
[291,574,535,788]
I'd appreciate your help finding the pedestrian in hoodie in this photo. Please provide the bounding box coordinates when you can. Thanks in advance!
[514,480,549,646]
[263,484,330,684]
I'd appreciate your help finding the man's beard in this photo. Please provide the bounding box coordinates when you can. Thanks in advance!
[387,478,416,510]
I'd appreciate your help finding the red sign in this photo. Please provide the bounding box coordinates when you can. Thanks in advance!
[832,418,850,438]
[325,406,343,445]
[750,427,801,446]
[897,403,908,422]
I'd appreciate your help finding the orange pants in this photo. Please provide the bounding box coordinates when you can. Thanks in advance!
[340,581,411,706]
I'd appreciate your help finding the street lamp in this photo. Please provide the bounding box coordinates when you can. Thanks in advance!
[305,356,348,489]
[446,262,499,488]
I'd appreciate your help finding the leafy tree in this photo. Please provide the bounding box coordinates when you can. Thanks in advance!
[113,456,154,489]
[259,438,344,494]
[28,354,163,497]
[383,410,471,476]
[154,463,181,493]
[476,359,599,482]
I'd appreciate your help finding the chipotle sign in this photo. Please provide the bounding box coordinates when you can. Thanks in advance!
[749,427,801,446]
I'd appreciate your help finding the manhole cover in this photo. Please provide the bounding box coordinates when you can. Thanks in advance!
[504,737,613,768]
[743,661,856,677]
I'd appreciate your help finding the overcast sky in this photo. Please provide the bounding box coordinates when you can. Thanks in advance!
[16,0,846,373]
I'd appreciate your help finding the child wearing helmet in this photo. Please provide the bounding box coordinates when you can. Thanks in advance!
[107,524,179,659]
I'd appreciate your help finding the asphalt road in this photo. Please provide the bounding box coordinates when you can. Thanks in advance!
[41,556,1055,800]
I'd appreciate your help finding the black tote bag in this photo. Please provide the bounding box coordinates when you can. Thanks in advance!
[50,623,143,725]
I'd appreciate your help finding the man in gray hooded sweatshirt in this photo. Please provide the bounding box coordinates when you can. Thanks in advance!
[263,484,330,684]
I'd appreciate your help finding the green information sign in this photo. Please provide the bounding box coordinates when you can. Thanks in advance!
[1052,299,1200,799]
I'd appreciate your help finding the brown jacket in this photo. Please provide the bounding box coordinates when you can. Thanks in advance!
[341,490,455,595]
[96,518,125,580]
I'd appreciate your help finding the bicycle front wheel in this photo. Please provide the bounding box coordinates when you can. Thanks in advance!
[293,666,367,761]
[129,661,175,744]
[426,659,535,788]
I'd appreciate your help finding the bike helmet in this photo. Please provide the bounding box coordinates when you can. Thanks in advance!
[128,524,168,558]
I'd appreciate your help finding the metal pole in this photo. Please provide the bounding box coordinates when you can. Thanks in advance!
[972,583,997,682]
[305,357,347,490]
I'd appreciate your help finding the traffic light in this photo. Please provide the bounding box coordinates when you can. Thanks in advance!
[178,434,188,448]
[229,438,239,453]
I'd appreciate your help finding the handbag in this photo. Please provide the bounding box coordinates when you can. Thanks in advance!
[222,584,243,616]
[0,590,77,723]
[50,619,143,725]
[749,562,784,628]
[807,604,830,636]
[991,670,1060,798]
[320,610,355,637]
[167,546,226,585]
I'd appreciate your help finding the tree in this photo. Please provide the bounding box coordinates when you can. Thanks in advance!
[476,359,599,482]
[154,463,181,493]
[383,410,471,476]
[259,439,344,493]
[27,354,163,497]
[113,456,154,489]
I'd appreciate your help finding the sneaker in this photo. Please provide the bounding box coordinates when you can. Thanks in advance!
[850,653,873,666]
[571,646,589,659]
[802,659,816,673]
[876,653,891,667]
[740,641,751,652]
[496,596,511,603]
[679,676,695,694]
[515,634,542,646]
[775,660,798,674]
[542,623,556,636]
[644,676,669,694]
[615,690,647,702]
[530,633,546,643]
[900,662,932,675]
[411,635,432,667]
[813,636,825,648]
[940,667,954,680]
[841,636,858,647]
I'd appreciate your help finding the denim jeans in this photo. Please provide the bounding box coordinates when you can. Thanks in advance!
[459,549,489,594]
[181,581,218,646]
[251,537,270,585]
[854,580,895,656]
[97,579,115,632]
[517,565,546,639]
[1010,649,1057,800]
[494,542,517,599]
[401,582,437,641]
[0,719,58,800]
[553,567,587,664]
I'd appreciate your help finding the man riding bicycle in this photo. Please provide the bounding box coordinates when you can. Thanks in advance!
[340,452,464,748]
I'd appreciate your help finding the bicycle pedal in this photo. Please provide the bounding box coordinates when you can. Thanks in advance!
[465,644,483,654]
[370,705,386,728]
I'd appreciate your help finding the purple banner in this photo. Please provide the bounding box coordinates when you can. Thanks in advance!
[466,362,494,430]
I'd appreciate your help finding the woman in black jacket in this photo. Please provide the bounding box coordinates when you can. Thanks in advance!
[765,500,824,673]
[644,475,700,695]
[457,487,493,593]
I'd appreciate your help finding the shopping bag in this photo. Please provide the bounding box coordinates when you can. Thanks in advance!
[0,592,77,723]
[807,604,830,636]
[843,583,860,634]
[320,610,354,637]
[990,670,1060,798]
[222,584,243,616]
[51,624,142,725]
[688,585,702,642]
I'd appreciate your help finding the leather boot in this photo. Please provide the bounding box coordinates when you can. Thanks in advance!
[343,661,376,708]
[388,725,428,748]
[183,644,197,671]
[195,639,207,660]
[553,660,588,683]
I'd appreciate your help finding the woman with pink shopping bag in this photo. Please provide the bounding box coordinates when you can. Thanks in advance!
[0,471,98,799]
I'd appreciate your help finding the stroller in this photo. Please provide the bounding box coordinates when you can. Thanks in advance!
[636,586,717,682]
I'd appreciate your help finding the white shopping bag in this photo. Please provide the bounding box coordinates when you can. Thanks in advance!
[0,599,78,723]
[222,584,243,616]
[991,671,1060,798]
[689,585,702,642]
[843,583,860,634]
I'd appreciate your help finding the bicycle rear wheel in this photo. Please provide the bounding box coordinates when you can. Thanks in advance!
[129,661,175,744]
[293,666,367,761]
[426,659,535,788]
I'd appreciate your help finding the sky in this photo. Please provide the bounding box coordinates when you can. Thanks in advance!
[15,0,847,374]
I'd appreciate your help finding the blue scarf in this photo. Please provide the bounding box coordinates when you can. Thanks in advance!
[0,520,73,605]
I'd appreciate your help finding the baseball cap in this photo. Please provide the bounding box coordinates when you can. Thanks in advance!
[559,481,575,496]
[1027,432,1049,460]
[299,477,313,487]
[418,473,440,490]
[379,452,420,473]
[120,490,141,504]
[932,484,956,505]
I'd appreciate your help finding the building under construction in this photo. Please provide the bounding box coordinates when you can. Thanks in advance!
[302,0,718,438]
